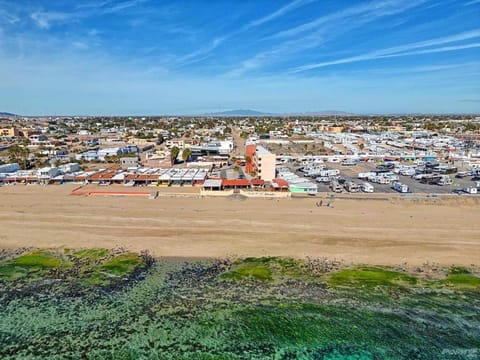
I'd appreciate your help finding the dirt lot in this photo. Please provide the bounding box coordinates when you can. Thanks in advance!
[1,184,479,266]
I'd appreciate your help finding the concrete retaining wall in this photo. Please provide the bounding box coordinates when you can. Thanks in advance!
[200,190,235,197]
[240,190,291,198]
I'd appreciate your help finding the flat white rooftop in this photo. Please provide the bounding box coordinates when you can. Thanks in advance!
[256,145,272,155]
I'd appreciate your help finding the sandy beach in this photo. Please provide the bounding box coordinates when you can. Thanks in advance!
[0,184,479,266]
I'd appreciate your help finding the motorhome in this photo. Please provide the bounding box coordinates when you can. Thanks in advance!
[319,169,340,177]
[341,159,358,166]
[345,181,360,192]
[303,165,326,177]
[420,174,442,185]
[368,174,391,184]
[436,175,453,186]
[330,180,343,193]
[358,172,375,180]
[396,166,416,176]
[361,182,374,193]
[316,176,331,183]
[392,181,409,193]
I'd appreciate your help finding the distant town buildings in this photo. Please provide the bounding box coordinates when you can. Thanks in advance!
[1,113,479,196]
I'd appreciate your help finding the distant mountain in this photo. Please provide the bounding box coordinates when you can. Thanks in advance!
[205,109,272,116]
[0,112,17,117]
[204,109,354,117]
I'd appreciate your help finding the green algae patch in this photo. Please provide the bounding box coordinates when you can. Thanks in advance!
[0,263,28,281]
[101,253,143,275]
[441,274,480,289]
[13,251,67,269]
[74,248,109,262]
[0,251,71,281]
[0,249,149,292]
[328,267,417,289]
[220,257,307,282]
[221,264,272,281]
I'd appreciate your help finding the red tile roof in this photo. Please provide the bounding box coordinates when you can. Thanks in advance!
[251,179,265,186]
[222,179,250,187]
[272,178,289,188]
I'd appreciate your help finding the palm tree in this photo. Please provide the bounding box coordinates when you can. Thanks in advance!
[181,148,191,163]
[170,146,180,165]
[7,144,29,169]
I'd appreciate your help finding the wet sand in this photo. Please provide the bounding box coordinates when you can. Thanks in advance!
[0,184,479,266]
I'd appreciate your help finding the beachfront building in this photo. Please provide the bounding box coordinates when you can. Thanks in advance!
[253,145,276,181]
[0,163,20,173]
[288,182,318,195]
[0,127,22,138]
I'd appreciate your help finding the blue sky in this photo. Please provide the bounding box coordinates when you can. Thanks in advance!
[0,0,479,115]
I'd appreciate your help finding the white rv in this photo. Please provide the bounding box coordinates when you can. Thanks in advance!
[361,182,374,193]
[345,181,360,192]
[319,169,340,177]
[392,181,409,193]
[436,175,453,186]
[330,180,343,193]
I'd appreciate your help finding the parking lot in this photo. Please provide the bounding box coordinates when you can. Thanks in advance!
[297,161,478,194]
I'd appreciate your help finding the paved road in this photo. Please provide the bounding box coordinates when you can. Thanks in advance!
[231,127,246,157]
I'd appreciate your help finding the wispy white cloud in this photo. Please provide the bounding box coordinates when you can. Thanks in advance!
[101,0,148,15]
[72,41,90,49]
[269,0,428,39]
[245,0,315,29]
[0,9,20,24]
[227,0,429,77]
[381,62,479,74]
[172,0,314,67]
[175,36,228,66]
[75,1,115,10]
[464,0,480,6]
[30,11,73,29]
[289,29,480,73]
[29,0,149,29]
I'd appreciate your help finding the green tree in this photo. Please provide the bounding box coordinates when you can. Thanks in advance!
[181,148,191,163]
[170,146,180,165]
[7,144,29,169]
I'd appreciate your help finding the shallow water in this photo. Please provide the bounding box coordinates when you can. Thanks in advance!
[0,258,479,359]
